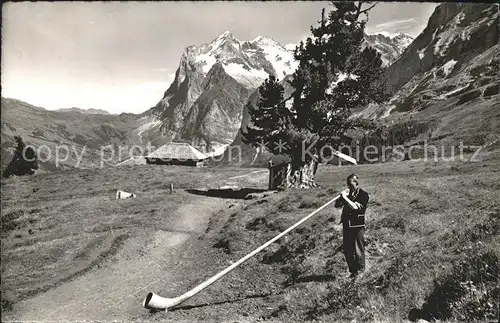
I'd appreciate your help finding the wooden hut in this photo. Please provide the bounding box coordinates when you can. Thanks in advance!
[145,142,208,167]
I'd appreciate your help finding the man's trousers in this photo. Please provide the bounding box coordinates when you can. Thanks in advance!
[342,224,366,275]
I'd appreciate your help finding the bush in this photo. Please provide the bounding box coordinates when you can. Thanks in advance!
[415,251,499,322]
[0,290,13,314]
[298,199,324,209]
[2,136,38,178]
[1,210,24,234]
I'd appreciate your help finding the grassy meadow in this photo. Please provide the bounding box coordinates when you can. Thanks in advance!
[1,149,499,322]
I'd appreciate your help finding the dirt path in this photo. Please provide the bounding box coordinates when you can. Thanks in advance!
[3,194,232,321]
[227,169,267,180]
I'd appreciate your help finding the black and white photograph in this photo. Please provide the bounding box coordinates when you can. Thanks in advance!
[1,1,499,322]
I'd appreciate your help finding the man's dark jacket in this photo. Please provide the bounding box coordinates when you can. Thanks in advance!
[335,188,369,228]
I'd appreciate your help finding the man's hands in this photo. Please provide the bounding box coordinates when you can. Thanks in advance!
[339,188,360,210]
[340,189,350,198]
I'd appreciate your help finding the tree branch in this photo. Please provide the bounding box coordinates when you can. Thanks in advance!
[359,2,378,16]
[353,1,378,21]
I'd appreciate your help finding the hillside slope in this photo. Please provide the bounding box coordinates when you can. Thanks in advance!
[352,3,500,158]
[1,98,169,172]
[196,153,500,322]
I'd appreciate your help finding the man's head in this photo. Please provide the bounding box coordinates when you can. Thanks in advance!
[347,173,359,191]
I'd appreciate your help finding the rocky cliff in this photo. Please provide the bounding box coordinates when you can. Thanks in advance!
[353,3,498,119]
[386,3,498,94]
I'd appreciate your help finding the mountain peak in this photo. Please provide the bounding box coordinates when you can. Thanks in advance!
[215,30,242,44]
[363,32,415,67]
[251,36,279,46]
[393,33,414,40]
[367,32,414,41]
[207,30,241,52]
[218,30,233,39]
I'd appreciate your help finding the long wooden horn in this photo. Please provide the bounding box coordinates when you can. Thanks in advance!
[142,195,340,311]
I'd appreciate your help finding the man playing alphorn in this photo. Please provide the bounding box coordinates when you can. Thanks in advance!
[335,174,369,279]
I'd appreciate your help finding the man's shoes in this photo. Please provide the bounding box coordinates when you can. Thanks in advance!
[349,272,358,280]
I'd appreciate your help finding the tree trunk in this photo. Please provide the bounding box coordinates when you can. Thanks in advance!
[279,159,319,189]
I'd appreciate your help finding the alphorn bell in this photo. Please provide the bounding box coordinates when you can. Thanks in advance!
[142,195,341,311]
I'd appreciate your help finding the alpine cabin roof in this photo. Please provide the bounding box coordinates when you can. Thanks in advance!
[146,142,208,161]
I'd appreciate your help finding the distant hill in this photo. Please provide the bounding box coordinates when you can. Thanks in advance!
[57,107,111,115]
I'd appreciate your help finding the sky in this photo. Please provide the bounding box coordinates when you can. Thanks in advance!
[2,1,438,114]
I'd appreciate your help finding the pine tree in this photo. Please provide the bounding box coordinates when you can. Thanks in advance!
[241,75,291,155]
[243,1,390,188]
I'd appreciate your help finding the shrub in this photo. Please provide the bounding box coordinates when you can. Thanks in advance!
[2,136,38,178]
[1,295,13,313]
[1,210,24,234]
[298,199,324,209]
[416,251,499,322]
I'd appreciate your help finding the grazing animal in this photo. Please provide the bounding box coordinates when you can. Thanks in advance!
[116,190,136,199]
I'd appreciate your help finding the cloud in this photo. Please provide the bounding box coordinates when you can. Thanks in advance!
[152,67,170,72]
[374,18,415,30]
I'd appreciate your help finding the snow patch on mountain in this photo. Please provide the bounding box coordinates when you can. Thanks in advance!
[135,118,162,144]
[223,63,268,88]
[189,32,299,88]
[196,53,217,74]
[285,43,297,51]
[417,48,426,60]
[393,34,414,49]
[441,59,458,77]
[259,41,299,80]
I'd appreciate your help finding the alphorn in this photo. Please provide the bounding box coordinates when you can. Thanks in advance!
[142,195,341,311]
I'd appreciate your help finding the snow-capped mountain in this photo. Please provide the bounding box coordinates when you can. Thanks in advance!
[363,33,414,66]
[152,31,299,153]
[175,31,298,89]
